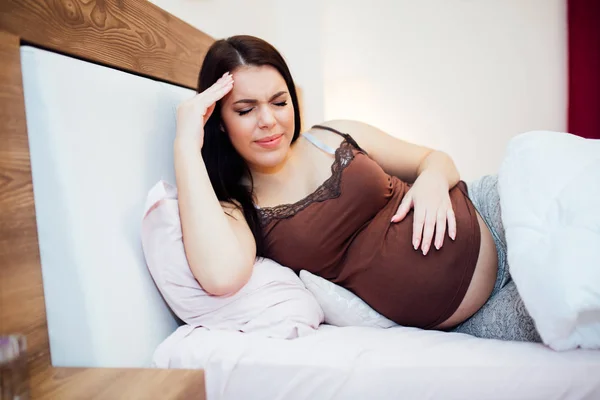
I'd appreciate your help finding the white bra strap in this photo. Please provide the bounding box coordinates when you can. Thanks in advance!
[302,132,336,155]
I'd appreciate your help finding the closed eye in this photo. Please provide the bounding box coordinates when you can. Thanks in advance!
[237,101,287,116]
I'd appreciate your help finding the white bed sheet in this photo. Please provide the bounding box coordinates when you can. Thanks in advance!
[153,324,600,399]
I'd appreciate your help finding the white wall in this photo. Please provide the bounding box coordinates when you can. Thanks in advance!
[323,0,567,180]
[151,0,567,181]
[148,0,325,131]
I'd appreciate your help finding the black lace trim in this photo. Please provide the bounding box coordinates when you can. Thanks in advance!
[257,140,356,227]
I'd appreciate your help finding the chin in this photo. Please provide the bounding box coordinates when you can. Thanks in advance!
[241,143,287,171]
[253,150,288,168]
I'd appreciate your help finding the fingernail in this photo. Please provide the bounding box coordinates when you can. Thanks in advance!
[422,247,428,256]
[413,241,418,250]
[435,242,440,250]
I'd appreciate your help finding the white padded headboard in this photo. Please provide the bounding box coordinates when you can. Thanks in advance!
[20,46,194,368]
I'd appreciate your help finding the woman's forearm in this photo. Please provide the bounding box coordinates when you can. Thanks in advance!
[174,137,251,295]
[416,150,460,189]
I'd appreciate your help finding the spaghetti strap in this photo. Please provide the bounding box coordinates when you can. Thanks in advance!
[311,124,367,154]
[302,131,336,155]
[311,124,347,137]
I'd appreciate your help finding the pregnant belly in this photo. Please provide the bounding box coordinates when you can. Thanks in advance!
[433,210,498,330]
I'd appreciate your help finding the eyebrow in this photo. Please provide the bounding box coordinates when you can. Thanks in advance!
[233,91,288,105]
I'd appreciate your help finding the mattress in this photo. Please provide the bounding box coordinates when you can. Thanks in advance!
[153,324,600,399]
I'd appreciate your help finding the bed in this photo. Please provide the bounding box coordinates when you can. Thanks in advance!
[154,324,600,399]
[1,1,599,399]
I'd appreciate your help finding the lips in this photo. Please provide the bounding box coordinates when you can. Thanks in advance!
[255,134,283,144]
[254,133,284,149]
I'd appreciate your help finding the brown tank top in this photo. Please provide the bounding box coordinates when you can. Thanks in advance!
[257,126,481,329]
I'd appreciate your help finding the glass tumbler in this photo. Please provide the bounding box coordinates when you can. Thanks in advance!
[0,335,29,400]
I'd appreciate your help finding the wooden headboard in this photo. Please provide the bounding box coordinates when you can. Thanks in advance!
[0,1,211,398]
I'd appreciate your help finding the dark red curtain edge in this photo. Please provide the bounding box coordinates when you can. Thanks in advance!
[567,0,600,139]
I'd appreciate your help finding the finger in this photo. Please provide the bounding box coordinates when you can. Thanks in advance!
[391,193,413,223]
[218,72,234,88]
[447,208,457,240]
[197,73,234,102]
[412,206,426,250]
[197,79,234,118]
[434,208,447,250]
[212,71,233,88]
[212,80,234,102]
[421,211,436,255]
[204,77,234,104]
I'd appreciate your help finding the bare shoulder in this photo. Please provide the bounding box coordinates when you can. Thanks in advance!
[315,119,404,154]
[314,119,380,149]
[317,119,379,134]
[315,119,433,182]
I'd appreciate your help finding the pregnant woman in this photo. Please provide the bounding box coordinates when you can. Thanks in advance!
[173,34,540,341]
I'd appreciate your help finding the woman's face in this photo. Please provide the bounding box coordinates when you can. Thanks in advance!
[219,65,295,173]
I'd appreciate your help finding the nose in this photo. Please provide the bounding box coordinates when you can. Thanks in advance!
[257,106,276,130]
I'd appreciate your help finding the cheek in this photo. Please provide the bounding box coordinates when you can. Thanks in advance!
[278,105,295,126]
[222,113,254,141]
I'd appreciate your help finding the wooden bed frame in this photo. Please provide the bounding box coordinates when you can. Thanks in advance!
[0,1,212,398]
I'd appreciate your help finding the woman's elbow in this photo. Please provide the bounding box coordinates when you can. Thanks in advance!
[191,258,253,297]
[202,277,247,297]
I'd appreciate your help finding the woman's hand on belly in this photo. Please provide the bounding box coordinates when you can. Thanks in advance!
[390,170,457,256]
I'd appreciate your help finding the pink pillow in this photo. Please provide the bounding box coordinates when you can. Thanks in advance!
[141,181,324,339]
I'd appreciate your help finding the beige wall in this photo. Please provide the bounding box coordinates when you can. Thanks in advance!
[148,0,325,131]
[322,0,567,180]
[150,0,567,180]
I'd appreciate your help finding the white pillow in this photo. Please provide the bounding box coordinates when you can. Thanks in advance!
[299,270,398,328]
[142,181,324,339]
[498,130,600,350]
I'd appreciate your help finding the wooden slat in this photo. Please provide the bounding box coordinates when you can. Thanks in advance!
[36,368,205,400]
[0,29,52,391]
[0,0,213,89]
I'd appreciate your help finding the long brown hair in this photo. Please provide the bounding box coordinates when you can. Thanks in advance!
[198,35,302,256]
